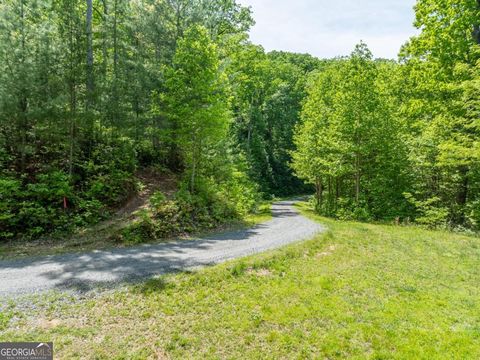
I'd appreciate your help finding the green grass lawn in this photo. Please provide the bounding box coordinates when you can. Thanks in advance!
[2,202,480,359]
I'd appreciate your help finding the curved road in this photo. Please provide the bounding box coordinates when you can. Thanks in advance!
[0,200,324,297]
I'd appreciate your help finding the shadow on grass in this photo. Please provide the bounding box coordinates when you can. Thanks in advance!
[135,277,169,295]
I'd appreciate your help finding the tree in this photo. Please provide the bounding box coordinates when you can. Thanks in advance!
[228,45,320,195]
[291,44,409,219]
[0,0,257,238]
[400,0,480,226]
[291,60,347,212]
[164,25,230,193]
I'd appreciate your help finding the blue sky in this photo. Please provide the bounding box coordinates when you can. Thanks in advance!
[237,0,419,59]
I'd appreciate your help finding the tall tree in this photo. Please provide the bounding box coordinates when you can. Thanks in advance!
[164,25,230,192]
[291,44,408,219]
[86,0,94,111]
[400,0,480,225]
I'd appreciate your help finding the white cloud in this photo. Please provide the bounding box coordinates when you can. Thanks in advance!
[238,0,419,59]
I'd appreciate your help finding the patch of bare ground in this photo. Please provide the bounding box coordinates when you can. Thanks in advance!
[95,168,178,232]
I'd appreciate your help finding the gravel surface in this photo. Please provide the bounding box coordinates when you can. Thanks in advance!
[0,200,324,297]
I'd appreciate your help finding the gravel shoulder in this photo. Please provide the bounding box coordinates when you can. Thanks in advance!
[0,200,324,297]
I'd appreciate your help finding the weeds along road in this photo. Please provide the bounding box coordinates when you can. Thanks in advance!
[0,200,324,297]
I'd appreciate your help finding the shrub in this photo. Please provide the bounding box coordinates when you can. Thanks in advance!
[333,198,371,221]
[149,191,167,209]
[404,193,449,228]
[0,178,21,239]
[26,171,72,202]
[86,170,136,207]
[74,199,106,226]
[152,200,187,236]
[114,172,261,245]
[466,200,480,229]
[120,211,157,244]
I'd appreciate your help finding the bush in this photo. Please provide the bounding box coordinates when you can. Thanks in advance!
[149,191,167,209]
[21,171,72,235]
[0,178,21,239]
[0,172,74,239]
[82,136,138,207]
[119,211,157,244]
[317,197,372,222]
[26,171,72,202]
[404,193,449,228]
[217,170,259,216]
[0,167,136,239]
[86,170,136,207]
[74,199,106,226]
[114,172,261,244]
[152,200,188,236]
[466,200,480,229]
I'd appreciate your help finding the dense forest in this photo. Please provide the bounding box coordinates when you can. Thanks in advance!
[293,0,480,229]
[0,0,479,240]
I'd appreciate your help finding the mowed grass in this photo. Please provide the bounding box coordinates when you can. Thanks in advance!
[2,202,480,359]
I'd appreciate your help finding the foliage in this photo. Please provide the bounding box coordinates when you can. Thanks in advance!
[227,45,320,195]
[0,172,73,238]
[0,0,259,240]
[163,25,230,193]
[404,193,449,228]
[118,169,259,244]
[289,1,480,230]
[291,45,409,221]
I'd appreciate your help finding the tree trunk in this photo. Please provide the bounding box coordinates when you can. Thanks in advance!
[315,178,323,210]
[113,0,118,83]
[102,0,108,77]
[190,151,196,194]
[111,0,120,127]
[456,166,469,223]
[85,0,95,153]
[335,176,341,212]
[327,176,331,210]
[68,3,77,181]
[355,153,361,203]
[86,0,94,110]
[336,176,340,200]
[474,0,480,45]
[18,0,27,174]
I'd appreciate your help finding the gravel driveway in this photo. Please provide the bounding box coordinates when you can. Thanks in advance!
[0,200,324,297]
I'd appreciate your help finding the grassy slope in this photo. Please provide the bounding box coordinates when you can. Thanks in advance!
[2,202,480,359]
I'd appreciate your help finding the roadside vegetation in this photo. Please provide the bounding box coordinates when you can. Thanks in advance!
[0,187,272,260]
[291,0,480,229]
[2,201,479,358]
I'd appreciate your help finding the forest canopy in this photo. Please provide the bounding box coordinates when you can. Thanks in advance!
[0,0,479,239]
[292,0,480,228]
